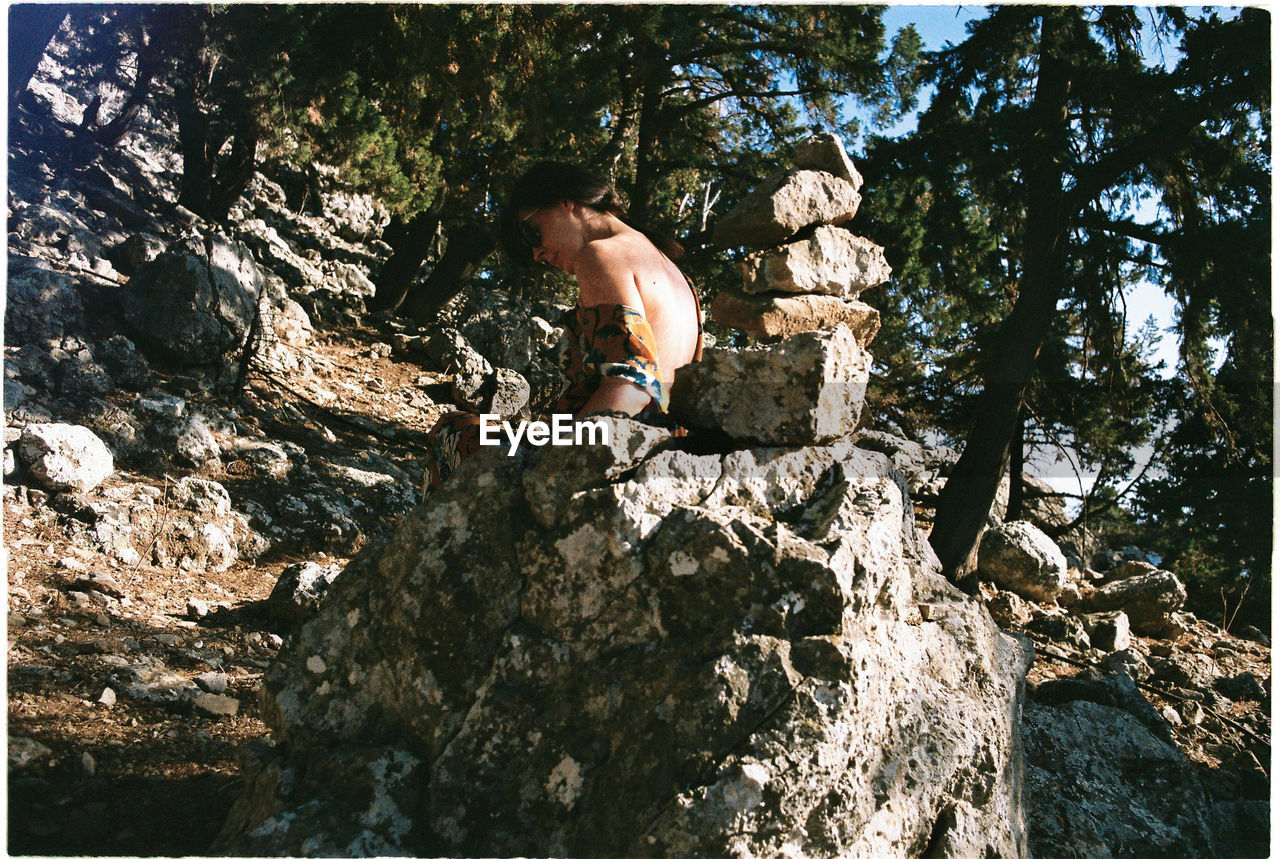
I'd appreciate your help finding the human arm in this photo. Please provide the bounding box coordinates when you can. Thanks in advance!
[577,375,655,418]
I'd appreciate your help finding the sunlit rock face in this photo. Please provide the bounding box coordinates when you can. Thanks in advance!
[739,226,891,298]
[670,324,873,447]
[216,416,1032,858]
[712,168,862,250]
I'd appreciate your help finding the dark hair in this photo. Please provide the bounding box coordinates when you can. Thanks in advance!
[499,160,684,267]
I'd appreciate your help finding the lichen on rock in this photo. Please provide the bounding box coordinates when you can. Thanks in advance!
[217,416,1033,857]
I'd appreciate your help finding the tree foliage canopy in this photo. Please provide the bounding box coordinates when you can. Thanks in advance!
[857,6,1269,619]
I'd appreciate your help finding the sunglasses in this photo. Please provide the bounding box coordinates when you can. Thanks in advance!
[519,211,542,250]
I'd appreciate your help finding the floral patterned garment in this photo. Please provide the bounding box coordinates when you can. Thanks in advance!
[554,303,668,416]
[424,291,703,492]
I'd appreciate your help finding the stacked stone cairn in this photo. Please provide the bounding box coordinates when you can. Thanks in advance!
[710,132,890,346]
[669,134,890,445]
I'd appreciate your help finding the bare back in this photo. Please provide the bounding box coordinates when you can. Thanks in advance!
[573,225,700,385]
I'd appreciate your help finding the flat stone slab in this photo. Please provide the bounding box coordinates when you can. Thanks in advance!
[740,226,891,297]
[194,692,240,718]
[712,169,860,250]
[712,288,880,345]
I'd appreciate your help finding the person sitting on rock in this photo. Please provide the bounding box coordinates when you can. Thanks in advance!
[424,160,703,489]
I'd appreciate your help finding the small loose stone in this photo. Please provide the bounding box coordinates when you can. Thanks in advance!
[193,693,240,718]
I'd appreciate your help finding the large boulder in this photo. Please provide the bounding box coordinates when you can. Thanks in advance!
[1081,570,1188,638]
[739,226,891,297]
[216,418,1032,858]
[712,169,860,250]
[712,288,881,344]
[977,520,1069,603]
[18,423,114,492]
[119,234,266,367]
[5,256,85,345]
[1023,698,1215,856]
[669,324,871,446]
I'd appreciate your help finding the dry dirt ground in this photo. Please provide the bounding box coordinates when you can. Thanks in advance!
[6,322,454,856]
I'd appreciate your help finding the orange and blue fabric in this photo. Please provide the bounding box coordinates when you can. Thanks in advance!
[423,293,702,491]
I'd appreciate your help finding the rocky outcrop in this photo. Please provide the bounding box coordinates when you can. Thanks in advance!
[216,418,1032,857]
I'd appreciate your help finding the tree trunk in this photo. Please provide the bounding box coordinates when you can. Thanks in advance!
[175,97,214,215]
[367,209,442,313]
[930,10,1074,581]
[401,223,496,327]
[89,23,161,148]
[8,4,70,110]
[1006,409,1025,521]
[207,116,259,222]
[629,30,670,221]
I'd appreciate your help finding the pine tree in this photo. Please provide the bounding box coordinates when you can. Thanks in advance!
[856,7,1268,582]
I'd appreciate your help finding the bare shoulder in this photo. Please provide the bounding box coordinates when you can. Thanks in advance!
[574,237,644,308]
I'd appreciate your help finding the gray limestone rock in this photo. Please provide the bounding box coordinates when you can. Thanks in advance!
[194,693,240,718]
[1100,558,1159,584]
[217,434,1031,858]
[712,169,861,250]
[977,520,1069,603]
[1081,610,1131,653]
[195,672,230,694]
[266,560,345,625]
[985,589,1034,629]
[96,335,153,390]
[120,234,265,367]
[110,233,168,273]
[1023,699,1214,857]
[793,132,864,191]
[172,476,233,518]
[1026,612,1093,651]
[10,736,55,770]
[712,287,881,344]
[18,423,114,492]
[670,324,871,446]
[739,227,891,297]
[5,257,86,345]
[430,329,530,417]
[333,262,377,298]
[110,662,200,706]
[1082,570,1187,638]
